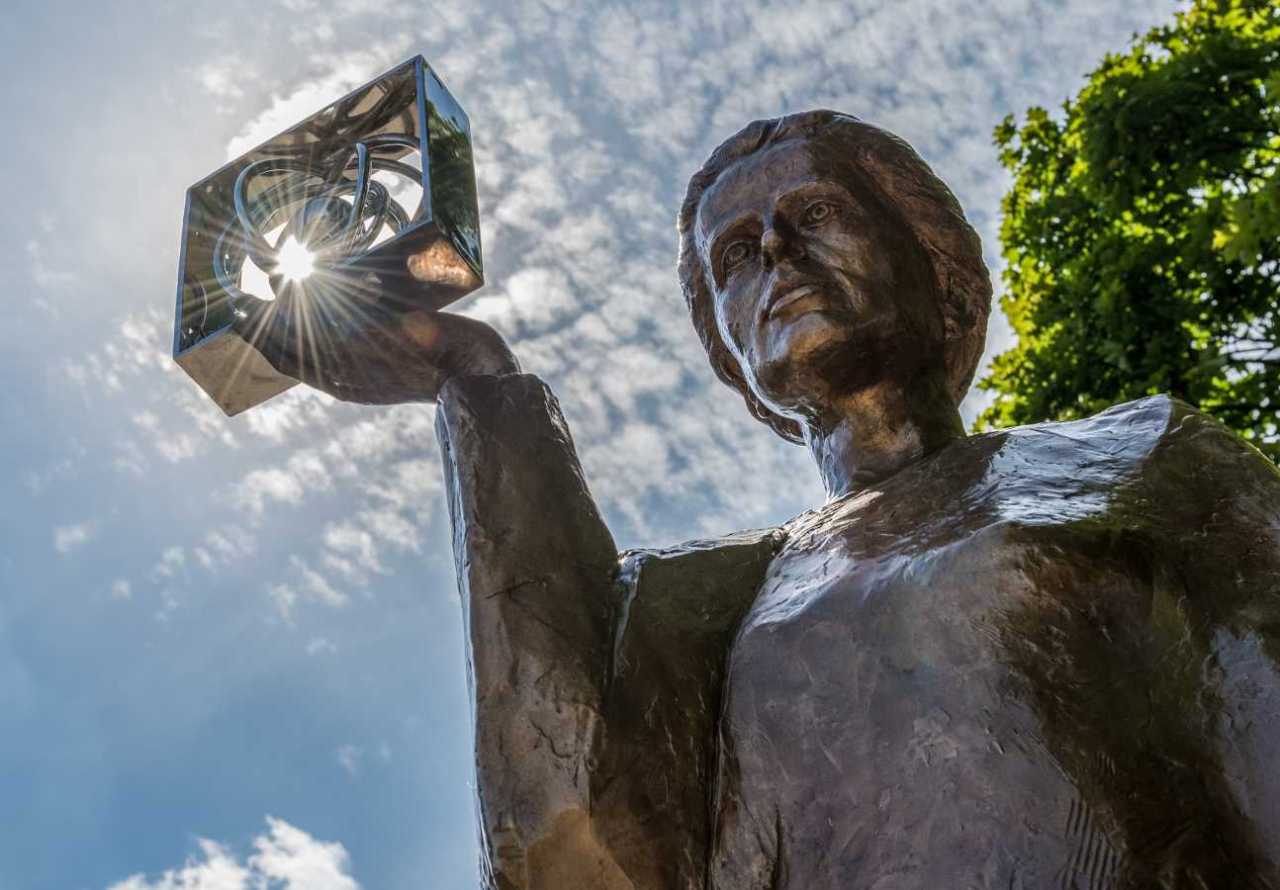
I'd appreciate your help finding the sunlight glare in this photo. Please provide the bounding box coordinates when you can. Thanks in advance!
[276,236,315,281]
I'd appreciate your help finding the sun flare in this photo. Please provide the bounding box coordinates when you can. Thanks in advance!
[276,236,315,281]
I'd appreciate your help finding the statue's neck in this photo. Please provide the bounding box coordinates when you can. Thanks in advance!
[805,372,966,500]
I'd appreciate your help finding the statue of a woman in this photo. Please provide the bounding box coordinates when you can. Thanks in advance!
[238,111,1280,889]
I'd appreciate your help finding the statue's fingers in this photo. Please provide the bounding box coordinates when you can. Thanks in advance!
[401,311,490,369]
[317,362,405,406]
[233,295,306,381]
[275,304,358,392]
[406,311,519,377]
[400,310,448,355]
[230,293,272,338]
[317,372,366,404]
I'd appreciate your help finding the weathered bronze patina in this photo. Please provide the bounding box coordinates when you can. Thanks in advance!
[237,111,1280,889]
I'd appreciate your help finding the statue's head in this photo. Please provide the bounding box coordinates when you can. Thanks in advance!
[678,110,992,443]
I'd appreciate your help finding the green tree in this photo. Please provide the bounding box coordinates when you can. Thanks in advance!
[979,0,1280,458]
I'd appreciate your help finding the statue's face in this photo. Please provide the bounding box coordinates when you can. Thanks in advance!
[695,136,946,423]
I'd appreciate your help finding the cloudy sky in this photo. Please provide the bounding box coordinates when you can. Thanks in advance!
[1,1,1179,887]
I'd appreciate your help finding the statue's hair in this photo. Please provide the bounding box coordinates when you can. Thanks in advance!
[676,110,992,443]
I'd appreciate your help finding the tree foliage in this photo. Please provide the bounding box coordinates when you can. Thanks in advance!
[978,0,1280,457]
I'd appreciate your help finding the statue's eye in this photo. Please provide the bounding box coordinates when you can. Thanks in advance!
[722,241,752,274]
[804,201,835,225]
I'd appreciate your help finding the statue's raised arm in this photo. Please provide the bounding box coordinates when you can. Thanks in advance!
[235,295,634,886]
[436,369,781,890]
[435,369,623,888]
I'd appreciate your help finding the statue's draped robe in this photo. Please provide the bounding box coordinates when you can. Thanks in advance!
[436,373,1280,890]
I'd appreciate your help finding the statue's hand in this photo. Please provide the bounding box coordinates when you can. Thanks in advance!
[232,287,519,405]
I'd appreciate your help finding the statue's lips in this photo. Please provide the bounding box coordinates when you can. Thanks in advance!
[765,283,831,321]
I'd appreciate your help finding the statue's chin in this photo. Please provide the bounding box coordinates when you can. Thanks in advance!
[756,316,856,402]
[761,308,848,361]
[755,310,912,408]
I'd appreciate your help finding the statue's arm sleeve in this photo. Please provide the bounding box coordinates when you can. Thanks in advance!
[435,373,626,890]
[1142,402,1280,617]
[595,531,782,889]
[1139,402,1280,851]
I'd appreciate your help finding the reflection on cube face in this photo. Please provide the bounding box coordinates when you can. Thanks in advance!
[173,56,483,416]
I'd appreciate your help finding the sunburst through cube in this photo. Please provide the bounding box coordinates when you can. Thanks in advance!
[172,56,483,416]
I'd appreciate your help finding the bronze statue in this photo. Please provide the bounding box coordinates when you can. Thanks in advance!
[236,111,1280,889]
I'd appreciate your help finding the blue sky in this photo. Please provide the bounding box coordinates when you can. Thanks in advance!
[1,1,1179,887]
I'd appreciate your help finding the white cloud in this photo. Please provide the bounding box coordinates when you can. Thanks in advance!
[110,579,133,601]
[204,527,256,565]
[290,556,348,609]
[356,508,419,554]
[105,817,359,890]
[66,310,173,405]
[243,388,335,443]
[130,526,258,615]
[53,521,95,555]
[27,237,77,291]
[224,50,411,160]
[112,439,149,477]
[234,467,306,516]
[322,523,383,577]
[358,458,440,513]
[25,447,84,495]
[150,547,187,582]
[335,744,362,776]
[106,839,248,890]
[268,583,299,621]
[249,816,360,890]
[192,57,250,113]
[268,556,350,621]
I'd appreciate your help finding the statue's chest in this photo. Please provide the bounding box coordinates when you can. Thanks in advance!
[728,477,1155,703]
[726,515,1052,757]
[713,508,1151,888]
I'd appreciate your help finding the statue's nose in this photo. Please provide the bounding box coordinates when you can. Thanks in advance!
[761,226,804,269]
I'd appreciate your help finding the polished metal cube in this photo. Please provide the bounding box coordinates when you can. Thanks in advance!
[173,56,483,415]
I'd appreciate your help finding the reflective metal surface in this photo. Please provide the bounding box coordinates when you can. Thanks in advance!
[211,136,421,302]
[172,56,482,416]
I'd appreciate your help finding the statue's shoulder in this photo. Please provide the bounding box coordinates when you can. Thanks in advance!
[617,528,782,615]
[956,395,1278,528]
[1006,393,1178,453]
[1060,393,1274,471]
[619,527,783,586]
[1000,393,1255,474]
[1122,394,1280,508]
[1012,394,1280,512]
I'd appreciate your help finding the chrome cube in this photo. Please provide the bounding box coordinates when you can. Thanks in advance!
[173,56,482,415]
